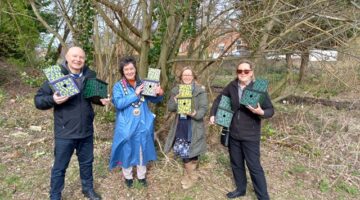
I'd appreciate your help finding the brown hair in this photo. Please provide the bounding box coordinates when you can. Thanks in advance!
[237,59,255,70]
[178,66,198,83]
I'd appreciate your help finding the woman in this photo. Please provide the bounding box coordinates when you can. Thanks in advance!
[210,60,274,200]
[109,56,164,188]
[164,67,208,189]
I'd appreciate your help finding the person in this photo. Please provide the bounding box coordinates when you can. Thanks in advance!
[164,67,208,189]
[210,60,274,200]
[109,56,164,188]
[34,46,110,200]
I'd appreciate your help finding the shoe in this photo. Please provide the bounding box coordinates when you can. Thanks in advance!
[125,179,133,188]
[226,189,245,199]
[138,178,147,187]
[82,190,102,200]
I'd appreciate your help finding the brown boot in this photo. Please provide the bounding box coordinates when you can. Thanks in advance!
[182,161,199,189]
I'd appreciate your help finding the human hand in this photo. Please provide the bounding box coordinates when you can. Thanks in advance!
[246,103,264,116]
[135,83,144,96]
[188,110,196,117]
[100,94,111,106]
[209,116,215,124]
[156,84,164,96]
[53,91,69,104]
[173,94,179,103]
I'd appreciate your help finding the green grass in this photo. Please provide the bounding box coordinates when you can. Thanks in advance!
[319,178,330,192]
[335,181,359,196]
[198,154,210,165]
[216,152,230,168]
[289,164,307,174]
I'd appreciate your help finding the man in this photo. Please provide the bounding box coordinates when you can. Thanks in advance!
[34,46,109,200]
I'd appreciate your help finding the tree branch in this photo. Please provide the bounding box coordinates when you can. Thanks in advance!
[94,0,141,38]
[93,1,141,52]
[29,0,67,50]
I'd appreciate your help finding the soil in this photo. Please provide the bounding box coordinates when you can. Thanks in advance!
[0,59,358,200]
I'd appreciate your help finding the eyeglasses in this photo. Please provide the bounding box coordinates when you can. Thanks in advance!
[182,74,193,77]
[237,69,252,75]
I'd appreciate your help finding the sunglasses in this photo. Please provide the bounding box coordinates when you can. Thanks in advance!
[237,69,252,74]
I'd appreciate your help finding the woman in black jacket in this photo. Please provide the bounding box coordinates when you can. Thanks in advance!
[210,60,274,200]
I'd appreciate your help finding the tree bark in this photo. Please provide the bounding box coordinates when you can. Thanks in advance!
[298,51,309,84]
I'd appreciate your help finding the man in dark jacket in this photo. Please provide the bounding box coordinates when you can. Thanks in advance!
[34,46,109,200]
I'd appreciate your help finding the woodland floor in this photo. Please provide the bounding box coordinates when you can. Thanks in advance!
[0,59,359,200]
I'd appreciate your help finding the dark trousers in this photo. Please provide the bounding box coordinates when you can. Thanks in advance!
[50,136,94,200]
[228,137,269,200]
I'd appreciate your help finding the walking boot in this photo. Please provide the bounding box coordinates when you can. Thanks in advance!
[182,161,199,189]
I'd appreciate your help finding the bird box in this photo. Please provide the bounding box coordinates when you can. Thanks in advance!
[215,95,234,128]
[49,75,80,97]
[142,68,161,97]
[83,78,108,104]
[240,79,268,108]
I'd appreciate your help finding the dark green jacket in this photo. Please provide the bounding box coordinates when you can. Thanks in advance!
[164,84,208,158]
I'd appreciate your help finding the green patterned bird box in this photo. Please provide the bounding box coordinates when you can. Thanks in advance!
[178,84,192,98]
[84,78,108,103]
[177,97,192,114]
[147,68,161,81]
[252,79,268,92]
[43,65,64,82]
[240,90,264,108]
[215,108,234,128]
[218,95,232,110]
[215,95,234,128]
[50,75,80,97]
[240,79,268,108]
[142,79,158,97]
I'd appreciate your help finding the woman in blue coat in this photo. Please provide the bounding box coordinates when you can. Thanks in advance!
[109,56,164,188]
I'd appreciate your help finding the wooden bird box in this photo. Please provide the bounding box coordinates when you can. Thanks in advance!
[49,75,80,97]
[177,97,192,114]
[84,78,108,103]
[240,79,268,108]
[215,95,234,128]
[147,68,161,81]
[178,84,192,98]
[142,79,158,97]
[43,65,64,82]
[142,68,161,97]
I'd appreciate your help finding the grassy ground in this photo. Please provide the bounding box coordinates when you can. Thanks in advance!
[0,59,359,200]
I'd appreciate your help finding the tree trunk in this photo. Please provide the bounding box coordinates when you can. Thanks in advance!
[138,0,152,78]
[286,53,293,84]
[298,51,309,84]
[157,5,177,88]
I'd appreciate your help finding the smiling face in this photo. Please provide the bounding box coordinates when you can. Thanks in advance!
[237,62,253,84]
[181,69,194,85]
[65,47,85,74]
[123,63,136,80]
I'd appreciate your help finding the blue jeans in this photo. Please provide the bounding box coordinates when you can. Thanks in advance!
[50,136,94,200]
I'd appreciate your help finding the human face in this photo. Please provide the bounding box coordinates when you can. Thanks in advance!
[181,69,194,85]
[65,47,85,74]
[123,63,136,80]
[237,63,253,84]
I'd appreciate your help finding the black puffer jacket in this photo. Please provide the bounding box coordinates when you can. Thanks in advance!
[34,64,101,139]
[210,79,274,141]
